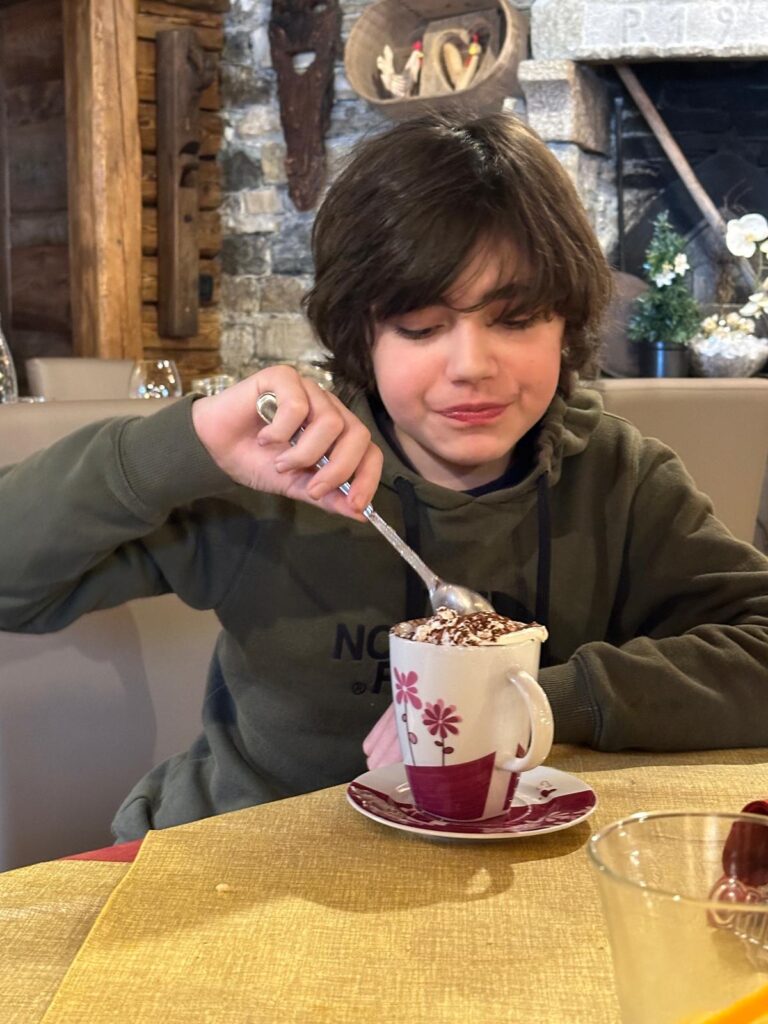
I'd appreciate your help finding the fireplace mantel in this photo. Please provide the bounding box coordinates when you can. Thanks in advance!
[532,0,768,62]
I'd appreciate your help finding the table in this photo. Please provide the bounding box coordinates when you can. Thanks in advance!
[2,745,767,1024]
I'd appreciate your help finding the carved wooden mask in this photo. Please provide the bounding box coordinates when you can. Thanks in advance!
[269,0,341,211]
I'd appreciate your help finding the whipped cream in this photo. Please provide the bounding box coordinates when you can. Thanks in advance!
[390,606,548,647]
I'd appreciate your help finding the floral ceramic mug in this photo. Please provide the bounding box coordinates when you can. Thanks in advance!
[389,626,553,821]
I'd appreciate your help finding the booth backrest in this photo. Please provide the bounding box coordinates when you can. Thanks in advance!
[1,382,766,868]
[0,400,218,870]
[590,377,768,546]
[26,358,135,401]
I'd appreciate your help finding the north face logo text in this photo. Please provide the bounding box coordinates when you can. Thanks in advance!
[333,622,391,694]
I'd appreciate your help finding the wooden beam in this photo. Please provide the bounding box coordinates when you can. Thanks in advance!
[615,64,755,291]
[137,3,224,51]
[0,62,12,328]
[63,0,142,359]
[142,206,221,258]
[143,154,221,209]
[141,303,219,347]
[149,0,229,12]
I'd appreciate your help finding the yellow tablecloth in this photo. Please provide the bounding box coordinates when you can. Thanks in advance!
[3,746,768,1024]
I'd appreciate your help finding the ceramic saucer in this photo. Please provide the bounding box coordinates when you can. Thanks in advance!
[346,762,597,840]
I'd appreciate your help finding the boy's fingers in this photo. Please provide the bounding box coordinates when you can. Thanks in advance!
[251,368,313,444]
[344,443,384,512]
[302,417,372,496]
[259,383,355,478]
[363,704,396,755]
[366,730,402,771]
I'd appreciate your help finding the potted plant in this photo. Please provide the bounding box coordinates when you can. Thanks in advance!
[628,212,701,377]
[688,213,768,377]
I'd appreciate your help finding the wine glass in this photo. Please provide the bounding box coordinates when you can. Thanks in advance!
[128,359,182,399]
[189,372,238,396]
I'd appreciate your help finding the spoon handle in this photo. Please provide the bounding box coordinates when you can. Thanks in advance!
[255,392,438,592]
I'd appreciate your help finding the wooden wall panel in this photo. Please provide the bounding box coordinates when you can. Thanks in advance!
[137,40,220,110]
[11,244,70,332]
[7,113,68,213]
[0,0,225,387]
[0,69,11,331]
[64,0,142,360]
[142,255,219,304]
[138,0,226,388]
[142,208,221,259]
[0,0,72,389]
[9,210,68,247]
[0,0,63,87]
[138,2,224,49]
[138,102,223,156]
[142,154,221,208]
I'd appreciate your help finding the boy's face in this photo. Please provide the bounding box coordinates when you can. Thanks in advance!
[371,247,564,490]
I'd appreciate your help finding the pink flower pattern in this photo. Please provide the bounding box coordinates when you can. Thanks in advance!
[422,700,462,739]
[421,699,462,766]
[394,667,421,762]
[394,668,422,709]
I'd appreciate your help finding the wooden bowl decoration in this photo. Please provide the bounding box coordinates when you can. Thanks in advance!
[344,0,529,120]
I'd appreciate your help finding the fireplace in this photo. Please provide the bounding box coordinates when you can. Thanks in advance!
[611,60,768,304]
[519,0,768,304]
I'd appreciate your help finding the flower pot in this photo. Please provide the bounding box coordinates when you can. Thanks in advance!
[637,341,690,378]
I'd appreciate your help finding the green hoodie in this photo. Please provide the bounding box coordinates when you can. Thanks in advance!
[0,388,766,841]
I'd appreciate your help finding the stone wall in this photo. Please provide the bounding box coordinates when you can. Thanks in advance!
[217,0,609,376]
[220,0,387,374]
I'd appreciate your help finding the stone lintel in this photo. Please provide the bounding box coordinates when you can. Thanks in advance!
[518,59,609,154]
[531,0,768,62]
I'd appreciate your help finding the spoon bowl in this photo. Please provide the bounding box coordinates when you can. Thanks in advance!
[431,580,494,614]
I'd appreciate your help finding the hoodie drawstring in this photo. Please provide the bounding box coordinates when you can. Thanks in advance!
[534,473,551,629]
[393,477,427,620]
[392,473,552,638]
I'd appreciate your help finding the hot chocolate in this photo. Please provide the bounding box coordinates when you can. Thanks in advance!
[390,606,548,647]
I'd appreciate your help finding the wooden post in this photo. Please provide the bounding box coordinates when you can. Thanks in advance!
[0,70,12,330]
[63,0,142,359]
[615,64,755,291]
[156,28,214,338]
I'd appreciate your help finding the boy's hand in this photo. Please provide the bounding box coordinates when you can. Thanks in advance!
[191,366,383,520]
[362,704,402,770]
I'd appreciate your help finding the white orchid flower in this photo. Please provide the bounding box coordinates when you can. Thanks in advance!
[740,292,768,317]
[725,213,768,258]
[653,262,676,288]
[673,253,689,276]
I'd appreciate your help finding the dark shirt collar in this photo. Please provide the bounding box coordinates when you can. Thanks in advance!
[370,394,538,496]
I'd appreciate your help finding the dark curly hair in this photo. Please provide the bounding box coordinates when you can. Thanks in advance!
[304,112,612,401]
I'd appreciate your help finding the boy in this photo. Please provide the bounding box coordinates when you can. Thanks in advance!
[1,114,767,841]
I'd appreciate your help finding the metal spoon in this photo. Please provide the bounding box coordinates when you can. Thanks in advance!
[256,392,494,615]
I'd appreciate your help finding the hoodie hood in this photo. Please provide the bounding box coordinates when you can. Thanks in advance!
[349,386,605,507]
[347,386,605,634]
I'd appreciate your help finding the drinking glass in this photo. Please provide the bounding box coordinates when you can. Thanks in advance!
[189,373,237,396]
[246,356,333,390]
[588,811,768,1024]
[0,322,18,403]
[128,359,182,399]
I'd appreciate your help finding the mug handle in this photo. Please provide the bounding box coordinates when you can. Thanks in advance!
[499,669,554,773]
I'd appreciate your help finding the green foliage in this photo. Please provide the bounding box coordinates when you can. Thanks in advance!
[628,212,702,346]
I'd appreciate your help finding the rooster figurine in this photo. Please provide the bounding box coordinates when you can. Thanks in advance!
[376,40,423,99]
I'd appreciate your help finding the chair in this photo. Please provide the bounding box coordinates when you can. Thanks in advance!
[0,400,218,869]
[589,377,768,546]
[26,357,134,400]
